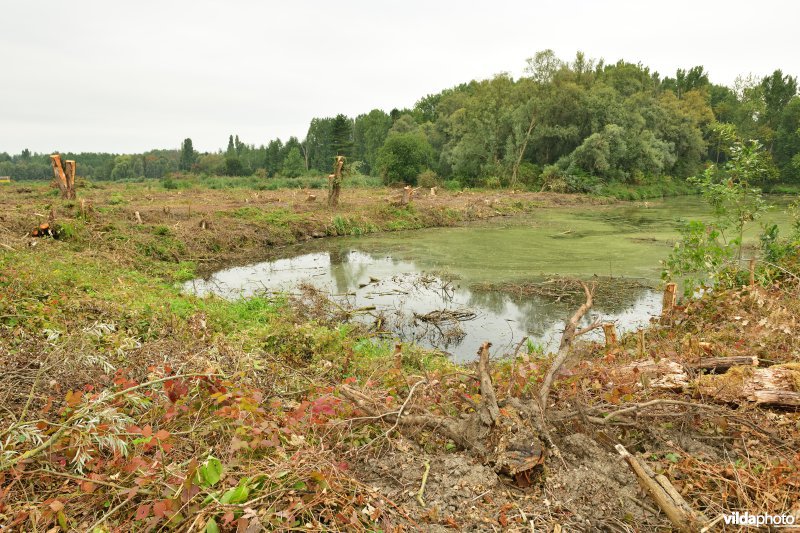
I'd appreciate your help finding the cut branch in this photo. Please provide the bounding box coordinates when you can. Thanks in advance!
[539,281,593,411]
[616,444,707,532]
[477,342,499,426]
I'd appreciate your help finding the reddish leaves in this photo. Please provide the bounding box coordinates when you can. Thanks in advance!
[135,503,151,520]
[164,378,188,403]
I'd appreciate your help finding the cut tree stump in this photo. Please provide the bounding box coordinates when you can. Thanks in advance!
[637,328,646,358]
[662,283,677,315]
[50,154,76,199]
[64,160,76,197]
[327,156,345,207]
[392,186,419,207]
[602,322,618,347]
[341,340,547,482]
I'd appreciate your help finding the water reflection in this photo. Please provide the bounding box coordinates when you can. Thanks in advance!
[185,196,794,360]
[185,249,661,362]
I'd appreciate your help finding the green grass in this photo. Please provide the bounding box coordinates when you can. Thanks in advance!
[329,216,377,236]
[227,207,306,226]
[153,173,383,191]
[377,204,423,231]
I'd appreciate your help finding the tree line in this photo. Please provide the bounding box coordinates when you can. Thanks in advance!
[2,50,798,190]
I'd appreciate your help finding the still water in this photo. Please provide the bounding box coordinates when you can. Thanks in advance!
[186,196,793,361]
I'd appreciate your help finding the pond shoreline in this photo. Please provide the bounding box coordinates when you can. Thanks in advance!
[185,193,792,359]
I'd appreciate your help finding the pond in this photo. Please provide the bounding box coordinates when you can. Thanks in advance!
[185,196,794,361]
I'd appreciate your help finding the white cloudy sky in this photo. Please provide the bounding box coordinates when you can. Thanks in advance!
[1,0,797,154]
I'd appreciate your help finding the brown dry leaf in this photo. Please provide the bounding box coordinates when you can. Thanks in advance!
[48,500,64,513]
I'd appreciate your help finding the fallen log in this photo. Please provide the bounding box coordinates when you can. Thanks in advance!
[616,444,707,532]
[696,363,800,407]
[413,309,477,324]
[608,358,799,407]
[608,359,689,391]
[690,356,759,372]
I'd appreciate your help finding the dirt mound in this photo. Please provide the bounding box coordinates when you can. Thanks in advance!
[352,431,666,531]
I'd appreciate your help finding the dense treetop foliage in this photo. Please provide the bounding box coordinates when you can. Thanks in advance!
[2,51,797,189]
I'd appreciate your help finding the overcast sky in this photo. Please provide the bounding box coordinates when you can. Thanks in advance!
[2,0,798,154]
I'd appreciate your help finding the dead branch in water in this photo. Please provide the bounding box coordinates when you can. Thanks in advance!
[413,308,477,325]
[538,280,595,412]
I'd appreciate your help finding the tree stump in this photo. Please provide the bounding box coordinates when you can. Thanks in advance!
[392,186,418,207]
[662,283,677,315]
[327,156,345,207]
[50,154,76,200]
[602,323,618,347]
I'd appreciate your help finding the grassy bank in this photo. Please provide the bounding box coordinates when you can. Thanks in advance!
[595,177,698,200]
[1,183,613,277]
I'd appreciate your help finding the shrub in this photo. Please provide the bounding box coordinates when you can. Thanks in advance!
[444,179,461,191]
[484,176,502,189]
[376,132,434,185]
[417,170,441,189]
[516,162,541,189]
